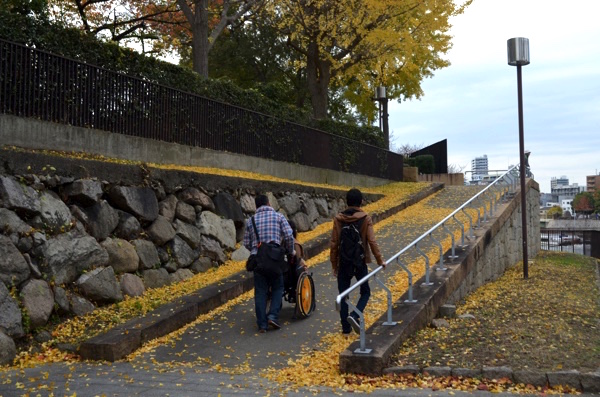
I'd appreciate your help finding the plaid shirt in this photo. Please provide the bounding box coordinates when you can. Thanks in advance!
[243,205,294,255]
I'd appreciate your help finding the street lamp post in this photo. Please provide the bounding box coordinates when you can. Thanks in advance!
[374,86,389,150]
[507,37,530,279]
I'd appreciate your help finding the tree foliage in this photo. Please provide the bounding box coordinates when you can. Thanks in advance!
[47,0,264,77]
[547,205,563,218]
[594,190,600,214]
[573,192,595,215]
[207,17,309,109]
[267,0,472,120]
[47,0,177,50]
[167,0,264,77]
[0,0,48,17]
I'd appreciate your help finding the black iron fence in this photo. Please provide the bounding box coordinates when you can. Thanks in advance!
[0,39,402,181]
[540,229,600,258]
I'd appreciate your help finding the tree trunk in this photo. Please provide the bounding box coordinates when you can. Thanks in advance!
[306,42,330,120]
[192,0,209,78]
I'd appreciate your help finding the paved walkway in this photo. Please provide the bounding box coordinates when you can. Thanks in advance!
[3,186,590,397]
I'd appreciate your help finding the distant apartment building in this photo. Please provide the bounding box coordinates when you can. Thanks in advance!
[550,176,569,190]
[539,192,556,207]
[542,176,584,212]
[549,182,585,209]
[470,155,488,184]
[586,174,600,193]
[471,155,488,176]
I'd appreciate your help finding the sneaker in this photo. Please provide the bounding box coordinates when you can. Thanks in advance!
[259,329,267,334]
[268,319,281,330]
[342,329,352,335]
[347,316,361,334]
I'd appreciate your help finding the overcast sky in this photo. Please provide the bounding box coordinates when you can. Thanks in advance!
[388,0,600,193]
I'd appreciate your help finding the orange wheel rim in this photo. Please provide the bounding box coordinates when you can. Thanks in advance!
[296,274,315,317]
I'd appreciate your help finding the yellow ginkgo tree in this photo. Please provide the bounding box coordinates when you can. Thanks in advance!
[267,0,473,121]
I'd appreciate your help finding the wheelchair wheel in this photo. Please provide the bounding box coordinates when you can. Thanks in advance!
[295,272,316,318]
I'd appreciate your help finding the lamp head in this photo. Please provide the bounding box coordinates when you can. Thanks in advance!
[507,37,530,66]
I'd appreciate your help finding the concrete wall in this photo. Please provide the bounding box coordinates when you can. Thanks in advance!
[546,219,600,230]
[0,114,392,188]
[418,173,464,186]
[448,179,541,303]
[404,168,465,186]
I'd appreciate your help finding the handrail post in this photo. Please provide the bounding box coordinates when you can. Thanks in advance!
[374,274,397,326]
[429,233,447,270]
[479,195,488,223]
[461,208,475,239]
[398,259,417,303]
[442,222,458,260]
[347,301,371,354]
[415,242,433,285]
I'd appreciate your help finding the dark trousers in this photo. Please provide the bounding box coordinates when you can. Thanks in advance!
[254,271,284,331]
[337,264,370,333]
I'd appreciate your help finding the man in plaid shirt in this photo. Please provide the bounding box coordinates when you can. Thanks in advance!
[243,194,294,333]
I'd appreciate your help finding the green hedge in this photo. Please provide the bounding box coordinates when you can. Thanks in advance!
[0,9,384,148]
[406,155,435,174]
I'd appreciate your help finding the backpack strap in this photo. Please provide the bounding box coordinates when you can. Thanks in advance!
[251,216,261,244]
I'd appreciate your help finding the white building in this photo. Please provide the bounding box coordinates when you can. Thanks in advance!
[561,199,573,214]
[471,155,488,177]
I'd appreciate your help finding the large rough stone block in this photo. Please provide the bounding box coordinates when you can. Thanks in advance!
[145,216,176,246]
[0,175,41,215]
[34,190,72,232]
[0,235,30,287]
[178,188,214,212]
[108,186,158,222]
[63,179,103,206]
[0,282,24,338]
[196,211,235,249]
[71,200,119,241]
[76,267,123,304]
[40,232,109,285]
[132,239,160,270]
[21,279,54,328]
[212,192,244,228]
[120,273,145,297]
[101,237,139,274]
[0,331,16,365]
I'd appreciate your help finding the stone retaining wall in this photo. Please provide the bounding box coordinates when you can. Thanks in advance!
[447,182,541,303]
[0,148,381,365]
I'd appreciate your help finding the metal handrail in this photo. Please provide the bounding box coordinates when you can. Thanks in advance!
[335,165,521,353]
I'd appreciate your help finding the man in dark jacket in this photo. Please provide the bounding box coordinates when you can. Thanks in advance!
[330,188,385,334]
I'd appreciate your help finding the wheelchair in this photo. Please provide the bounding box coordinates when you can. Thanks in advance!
[283,258,316,318]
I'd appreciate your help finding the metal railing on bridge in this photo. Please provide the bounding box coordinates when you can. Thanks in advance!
[336,166,520,353]
[540,229,600,258]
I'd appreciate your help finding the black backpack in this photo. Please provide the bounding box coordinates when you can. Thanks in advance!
[339,215,366,275]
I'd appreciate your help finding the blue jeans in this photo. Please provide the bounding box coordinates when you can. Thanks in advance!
[254,271,284,330]
[337,265,370,333]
